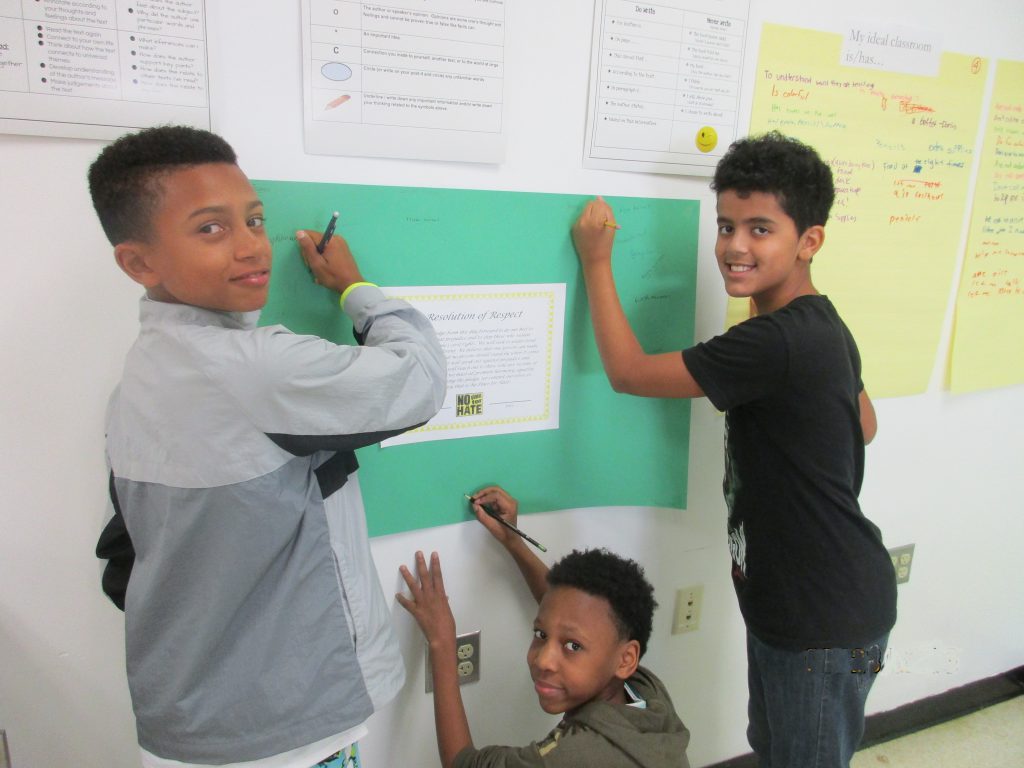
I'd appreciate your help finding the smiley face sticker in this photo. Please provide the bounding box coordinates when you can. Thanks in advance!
[695,126,718,153]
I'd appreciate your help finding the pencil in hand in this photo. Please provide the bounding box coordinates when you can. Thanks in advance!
[465,494,547,552]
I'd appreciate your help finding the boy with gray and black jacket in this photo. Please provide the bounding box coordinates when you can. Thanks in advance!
[91,125,446,766]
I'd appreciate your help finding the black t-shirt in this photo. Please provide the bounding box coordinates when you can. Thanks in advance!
[683,295,896,649]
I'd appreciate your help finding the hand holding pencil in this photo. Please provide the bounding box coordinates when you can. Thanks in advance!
[467,486,546,552]
[295,212,366,295]
[571,196,619,269]
[467,485,550,602]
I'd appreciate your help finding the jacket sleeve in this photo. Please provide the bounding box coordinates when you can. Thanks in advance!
[212,285,447,455]
[453,743,545,768]
[95,471,135,611]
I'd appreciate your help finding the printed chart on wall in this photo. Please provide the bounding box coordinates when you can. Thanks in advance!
[253,180,699,536]
[583,0,750,176]
[380,284,566,447]
[741,23,987,397]
[300,0,506,163]
[949,60,1024,394]
[0,0,209,139]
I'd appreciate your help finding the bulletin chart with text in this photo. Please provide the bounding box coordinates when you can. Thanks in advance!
[254,181,699,536]
[948,59,1024,394]
[744,23,987,398]
[300,0,506,163]
[0,0,210,139]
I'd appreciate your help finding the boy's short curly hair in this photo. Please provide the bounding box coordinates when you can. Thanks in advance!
[547,548,657,657]
[88,125,238,246]
[711,130,835,234]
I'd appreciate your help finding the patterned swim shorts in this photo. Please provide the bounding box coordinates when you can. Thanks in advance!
[311,742,361,768]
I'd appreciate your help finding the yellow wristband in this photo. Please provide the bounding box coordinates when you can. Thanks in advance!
[339,281,378,307]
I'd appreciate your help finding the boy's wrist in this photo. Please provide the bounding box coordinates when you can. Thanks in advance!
[581,257,613,277]
[339,281,377,306]
[503,535,530,556]
[428,635,457,658]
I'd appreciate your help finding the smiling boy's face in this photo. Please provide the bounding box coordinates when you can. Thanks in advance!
[114,163,272,313]
[715,189,823,315]
[527,585,639,716]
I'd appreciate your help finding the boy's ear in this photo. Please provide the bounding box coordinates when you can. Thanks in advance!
[797,224,825,262]
[114,242,162,288]
[615,639,641,681]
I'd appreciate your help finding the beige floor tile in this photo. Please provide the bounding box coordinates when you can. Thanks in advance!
[852,696,1024,768]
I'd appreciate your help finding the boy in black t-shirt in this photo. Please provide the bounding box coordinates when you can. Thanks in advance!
[570,131,896,768]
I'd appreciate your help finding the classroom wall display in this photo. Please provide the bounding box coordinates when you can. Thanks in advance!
[948,59,1024,394]
[742,23,987,398]
[300,0,506,163]
[582,0,751,176]
[254,181,698,536]
[379,283,566,447]
[0,0,210,139]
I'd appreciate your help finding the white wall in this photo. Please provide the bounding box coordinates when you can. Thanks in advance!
[1,2,1022,766]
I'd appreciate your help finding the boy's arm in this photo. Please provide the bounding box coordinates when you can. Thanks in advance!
[469,486,548,603]
[397,552,473,768]
[235,231,446,451]
[572,198,704,399]
[859,388,877,444]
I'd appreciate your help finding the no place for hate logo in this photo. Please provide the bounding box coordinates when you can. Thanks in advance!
[455,392,483,416]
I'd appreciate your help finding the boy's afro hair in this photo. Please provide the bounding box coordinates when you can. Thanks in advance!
[711,130,835,233]
[88,125,237,245]
[547,548,657,657]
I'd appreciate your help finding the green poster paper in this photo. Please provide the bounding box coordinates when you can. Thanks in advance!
[254,180,699,536]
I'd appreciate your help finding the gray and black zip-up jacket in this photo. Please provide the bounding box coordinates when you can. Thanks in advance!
[96,286,446,763]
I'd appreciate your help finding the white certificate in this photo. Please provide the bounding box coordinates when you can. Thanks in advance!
[582,0,750,176]
[300,0,506,163]
[0,0,210,139]
[381,284,565,446]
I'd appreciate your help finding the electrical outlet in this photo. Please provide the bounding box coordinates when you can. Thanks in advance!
[426,630,481,692]
[457,638,476,661]
[888,544,915,584]
[671,585,703,635]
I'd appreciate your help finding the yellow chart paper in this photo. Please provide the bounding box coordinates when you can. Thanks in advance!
[741,24,987,397]
[949,60,1024,394]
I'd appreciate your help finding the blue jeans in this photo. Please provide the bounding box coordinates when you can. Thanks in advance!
[746,630,887,768]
